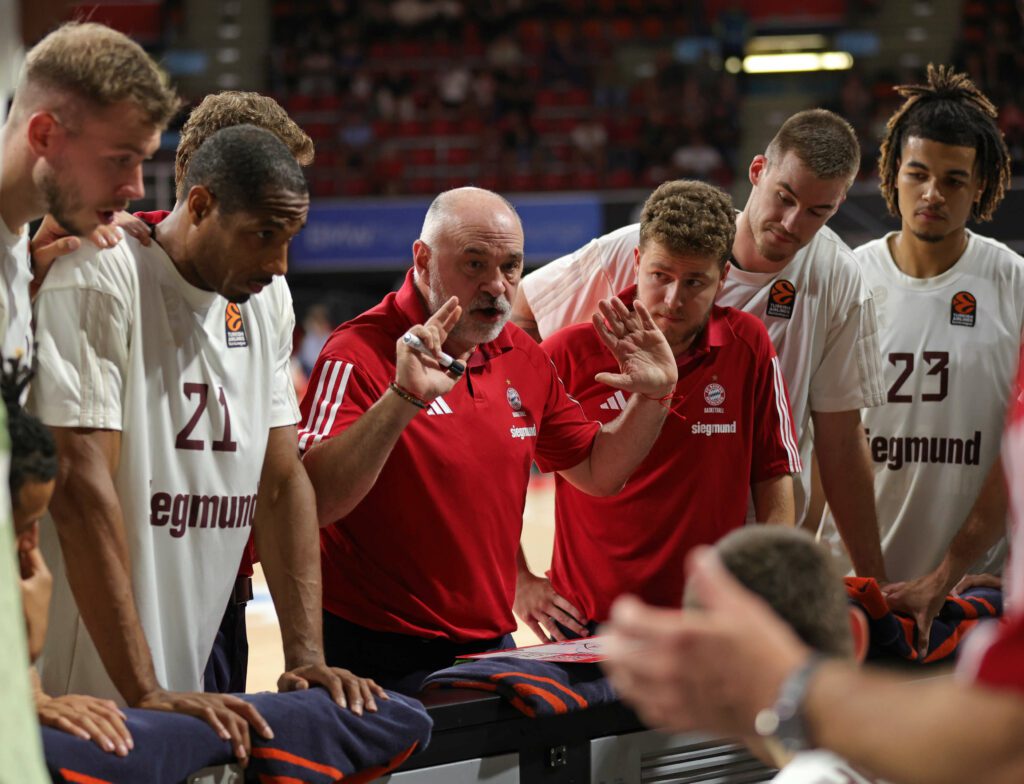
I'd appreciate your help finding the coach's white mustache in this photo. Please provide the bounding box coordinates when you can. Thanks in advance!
[468,294,511,313]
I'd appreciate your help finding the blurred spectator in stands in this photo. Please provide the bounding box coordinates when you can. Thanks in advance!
[299,305,334,377]
[671,131,724,180]
[570,117,608,173]
[438,65,471,109]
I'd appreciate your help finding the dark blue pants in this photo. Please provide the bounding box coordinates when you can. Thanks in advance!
[203,580,250,694]
[322,610,515,695]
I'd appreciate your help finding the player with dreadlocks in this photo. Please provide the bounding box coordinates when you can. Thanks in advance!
[817,64,1020,657]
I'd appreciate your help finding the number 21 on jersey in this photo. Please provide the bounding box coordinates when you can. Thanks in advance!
[175,382,238,452]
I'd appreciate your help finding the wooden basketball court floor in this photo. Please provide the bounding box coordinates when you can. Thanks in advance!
[245,474,556,691]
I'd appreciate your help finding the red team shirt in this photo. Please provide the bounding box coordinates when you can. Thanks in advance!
[299,271,600,641]
[543,288,801,623]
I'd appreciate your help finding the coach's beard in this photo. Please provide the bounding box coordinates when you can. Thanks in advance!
[427,280,511,346]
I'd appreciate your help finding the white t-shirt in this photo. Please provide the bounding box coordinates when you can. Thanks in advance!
[32,235,299,701]
[773,750,890,783]
[520,222,885,520]
[819,232,1024,581]
[0,217,33,369]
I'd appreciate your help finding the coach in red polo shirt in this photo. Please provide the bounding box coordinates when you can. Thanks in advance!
[516,180,802,642]
[298,186,678,693]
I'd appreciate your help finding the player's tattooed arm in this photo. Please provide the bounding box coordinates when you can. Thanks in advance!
[256,425,387,714]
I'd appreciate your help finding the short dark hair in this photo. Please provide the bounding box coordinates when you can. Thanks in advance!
[1,362,57,508]
[181,124,308,215]
[698,526,853,658]
[878,64,1010,222]
[639,180,736,267]
[175,92,315,199]
[765,109,860,184]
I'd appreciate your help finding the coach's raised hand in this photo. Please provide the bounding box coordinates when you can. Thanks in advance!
[394,296,469,404]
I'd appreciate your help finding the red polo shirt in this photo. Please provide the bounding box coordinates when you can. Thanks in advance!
[299,270,600,641]
[544,287,801,623]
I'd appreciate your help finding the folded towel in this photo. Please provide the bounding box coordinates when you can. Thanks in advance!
[45,687,431,783]
[422,656,614,717]
[845,576,1002,663]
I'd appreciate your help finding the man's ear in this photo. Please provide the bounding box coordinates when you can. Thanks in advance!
[633,246,641,282]
[849,606,870,664]
[25,111,63,157]
[412,239,431,281]
[749,154,768,187]
[186,186,216,225]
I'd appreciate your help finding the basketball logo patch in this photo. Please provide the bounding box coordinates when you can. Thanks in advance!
[704,382,726,406]
[766,280,796,319]
[950,291,976,328]
[506,386,522,411]
[225,303,248,347]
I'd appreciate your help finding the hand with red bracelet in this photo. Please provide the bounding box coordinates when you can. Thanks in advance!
[393,297,472,405]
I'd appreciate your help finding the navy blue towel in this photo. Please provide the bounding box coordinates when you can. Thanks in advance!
[422,656,614,717]
[45,687,431,783]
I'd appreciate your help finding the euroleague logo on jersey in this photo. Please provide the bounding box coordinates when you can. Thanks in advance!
[766,279,796,319]
[225,303,248,348]
[950,290,977,328]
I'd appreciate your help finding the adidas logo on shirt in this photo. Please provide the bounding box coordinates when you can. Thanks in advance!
[599,390,629,411]
[426,396,454,416]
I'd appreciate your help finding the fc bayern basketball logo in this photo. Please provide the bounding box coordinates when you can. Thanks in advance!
[224,303,248,348]
[766,279,796,320]
[950,290,977,328]
[506,386,523,411]
[704,382,726,406]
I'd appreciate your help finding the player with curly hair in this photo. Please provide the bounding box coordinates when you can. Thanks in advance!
[515,180,802,641]
[818,65,1022,657]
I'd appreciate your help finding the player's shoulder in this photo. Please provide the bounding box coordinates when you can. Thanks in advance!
[598,223,642,250]
[719,305,774,357]
[800,225,863,277]
[37,232,140,301]
[967,231,1024,272]
[852,233,893,263]
[541,320,600,354]
[247,275,294,316]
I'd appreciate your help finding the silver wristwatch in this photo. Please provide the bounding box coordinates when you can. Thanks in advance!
[754,653,826,756]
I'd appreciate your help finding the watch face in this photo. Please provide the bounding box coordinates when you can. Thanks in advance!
[754,707,781,737]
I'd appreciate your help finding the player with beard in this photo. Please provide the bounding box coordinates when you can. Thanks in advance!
[0,22,175,779]
[32,127,384,766]
[511,111,889,598]
[817,66,1023,655]
[517,181,801,642]
[0,22,178,372]
[298,186,679,693]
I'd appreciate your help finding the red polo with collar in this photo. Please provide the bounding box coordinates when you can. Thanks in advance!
[298,270,600,641]
[543,286,801,624]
